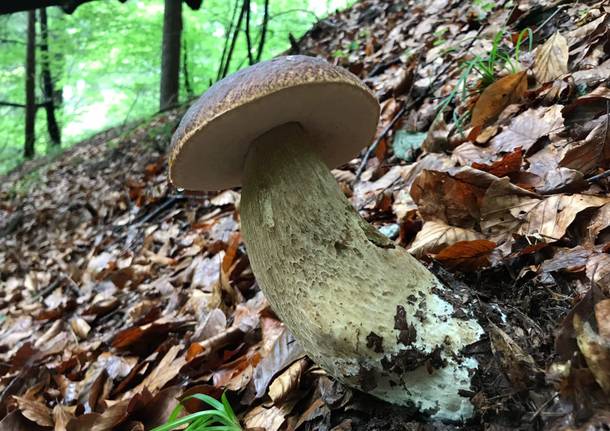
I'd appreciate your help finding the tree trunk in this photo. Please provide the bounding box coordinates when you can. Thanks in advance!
[39,7,61,147]
[24,10,37,159]
[159,0,182,111]
[255,0,270,62]
[220,0,247,79]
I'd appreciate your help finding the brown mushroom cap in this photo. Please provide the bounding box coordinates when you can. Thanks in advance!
[169,55,380,191]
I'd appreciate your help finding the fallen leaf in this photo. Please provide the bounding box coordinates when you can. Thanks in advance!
[434,239,496,271]
[533,32,569,83]
[268,357,309,403]
[12,396,53,427]
[471,71,528,129]
[408,221,484,257]
[491,105,564,153]
[489,323,540,391]
[131,345,186,396]
[574,312,610,394]
[518,194,609,241]
[472,148,524,177]
[70,318,91,340]
[560,118,610,175]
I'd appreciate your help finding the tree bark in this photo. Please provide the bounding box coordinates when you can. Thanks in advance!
[255,0,270,62]
[39,7,61,147]
[182,37,193,99]
[159,0,182,111]
[24,10,37,159]
[244,0,254,65]
[216,0,240,81]
[220,0,247,79]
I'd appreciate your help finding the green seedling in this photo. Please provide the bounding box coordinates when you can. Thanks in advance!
[436,28,532,133]
[151,392,242,431]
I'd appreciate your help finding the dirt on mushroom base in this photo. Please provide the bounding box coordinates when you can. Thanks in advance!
[1,0,610,430]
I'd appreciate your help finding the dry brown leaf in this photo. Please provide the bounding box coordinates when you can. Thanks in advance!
[491,105,564,153]
[596,300,610,340]
[252,320,305,399]
[518,194,609,241]
[410,169,488,228]
[434,239,496,271]
[560,118,610,175]
[533,32,569,84]
[70,318,91,340]
[242,400,297,431]
[574,312,610,394]
[131,345,186,396]
[268,357,309,403]
[586,254,610,295]
[12,396,53,427]
[562,86,610,128]
[489,323,540,391]
[408,221,484,257]
[471,71,528,129]
[472,148,524,177]
[53,405,74,431]
[480,177,540,237]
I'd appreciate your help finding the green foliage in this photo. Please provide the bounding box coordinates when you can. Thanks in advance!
[151,392,242,431]
[436,28,532,131]
[0,0,354,174]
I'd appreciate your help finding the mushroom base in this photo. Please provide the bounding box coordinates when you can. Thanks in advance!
[241,122,484,421]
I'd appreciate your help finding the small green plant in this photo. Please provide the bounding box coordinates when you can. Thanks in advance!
[473,0,495,19]
[433,27,449,46]
[435,28,532,133]
[151,392,242,431]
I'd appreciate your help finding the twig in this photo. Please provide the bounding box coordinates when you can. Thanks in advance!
[354,106,405,180]
[354,25,485,181]
[132,194,187,226]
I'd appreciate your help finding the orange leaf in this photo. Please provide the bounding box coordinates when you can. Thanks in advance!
[472,148,524,177]
[471,71,527,129]
[434,239,496,271]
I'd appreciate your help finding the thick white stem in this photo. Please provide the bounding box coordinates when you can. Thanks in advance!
[241,122,484,421]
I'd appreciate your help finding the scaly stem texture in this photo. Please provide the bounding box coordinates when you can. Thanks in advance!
[241,122,483,420]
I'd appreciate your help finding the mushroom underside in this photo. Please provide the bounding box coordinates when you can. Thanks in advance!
[240,122,484,421]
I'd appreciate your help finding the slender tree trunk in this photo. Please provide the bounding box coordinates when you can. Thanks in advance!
[221,0,247,79]
[159,0,182,111]
[244,0,254,65]
[182,37,193,98]
[255,0,270,62]
[39,7,61,147]
[216,0,240,81]
[24,10,37,159]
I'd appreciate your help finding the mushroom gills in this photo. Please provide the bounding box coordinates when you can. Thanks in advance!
[241,122,484,421]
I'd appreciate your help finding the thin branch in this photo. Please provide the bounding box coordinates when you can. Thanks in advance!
[244,0,254,65]
[255,0,270,62]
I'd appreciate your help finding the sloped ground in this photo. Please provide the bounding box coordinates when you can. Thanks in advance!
[1,0,610,430]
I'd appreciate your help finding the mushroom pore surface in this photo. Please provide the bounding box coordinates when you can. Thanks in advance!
[241,122,484,421]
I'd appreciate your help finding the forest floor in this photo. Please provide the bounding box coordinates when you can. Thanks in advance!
[2,0,610,430]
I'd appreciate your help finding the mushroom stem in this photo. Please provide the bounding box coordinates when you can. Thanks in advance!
[241,122,484,421]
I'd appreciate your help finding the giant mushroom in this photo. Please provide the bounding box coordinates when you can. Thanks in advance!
[169,55,484,421]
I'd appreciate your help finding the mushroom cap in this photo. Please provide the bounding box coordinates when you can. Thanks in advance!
[169,55,380,190]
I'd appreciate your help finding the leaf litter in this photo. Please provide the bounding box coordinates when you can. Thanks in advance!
[2,0,610,430]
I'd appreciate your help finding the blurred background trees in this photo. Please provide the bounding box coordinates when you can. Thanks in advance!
[0,0,352,171]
